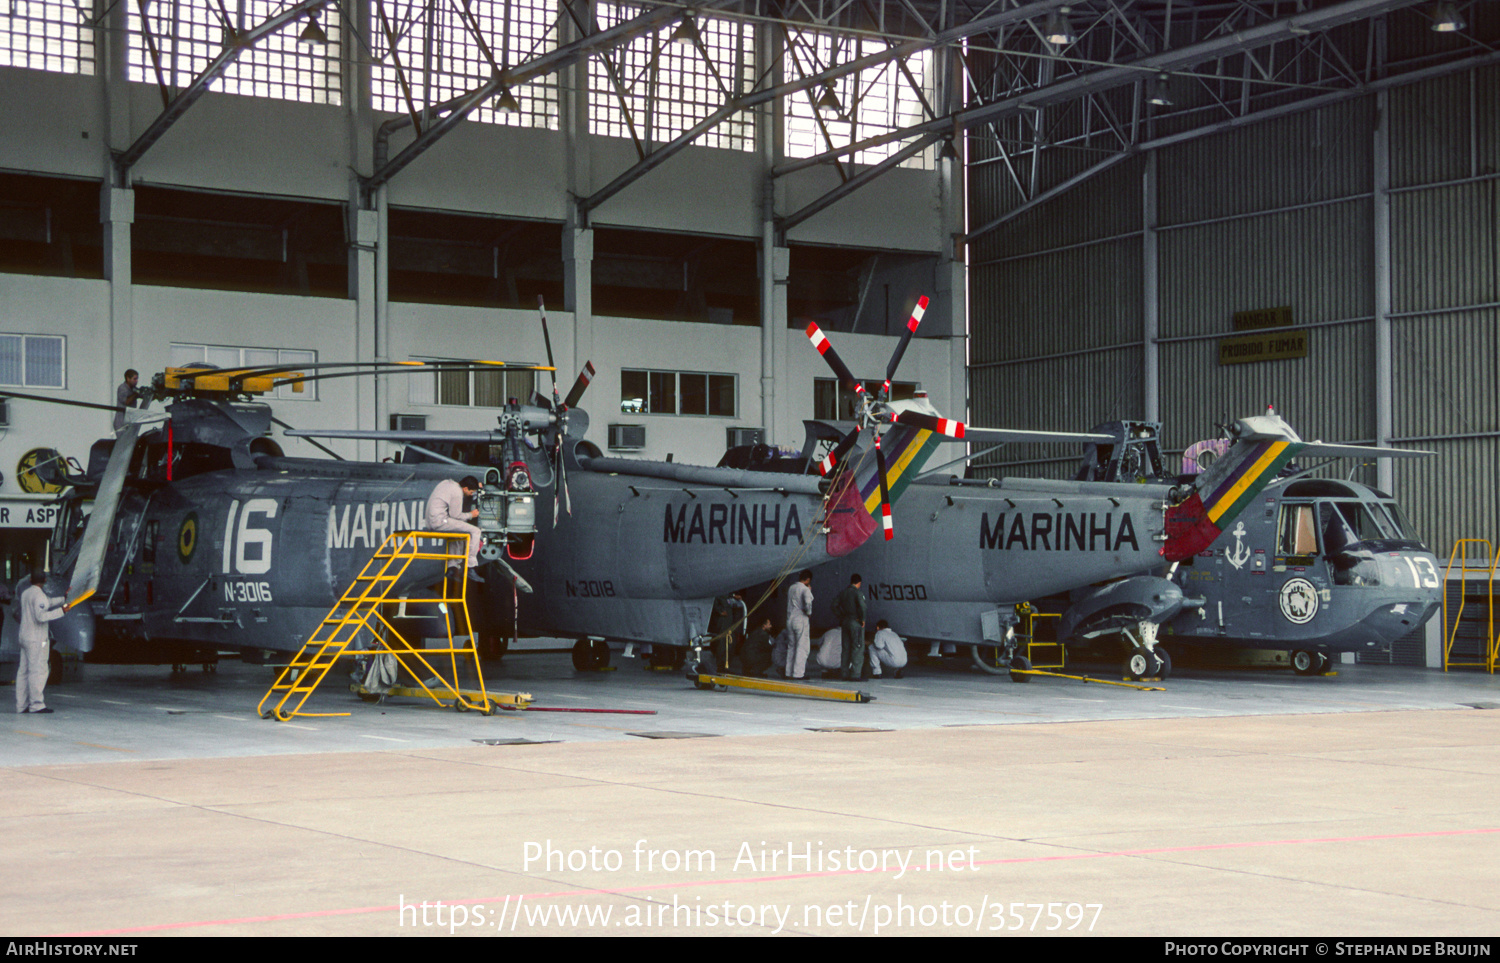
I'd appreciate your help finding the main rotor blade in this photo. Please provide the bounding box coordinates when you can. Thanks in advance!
[1295,442,1434,459]
[874,439,894,541]
[817,426,862,476]
[284,428,501,443]
[881,295,928,398]
[270,417,344,460]
[0,390,122,413]
[563,361,596,409]
[893,411,1115,446]
[538,295,559,397]
[805,323,863,395]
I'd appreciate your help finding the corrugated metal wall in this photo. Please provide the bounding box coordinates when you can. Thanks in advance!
[968,63,1500,560]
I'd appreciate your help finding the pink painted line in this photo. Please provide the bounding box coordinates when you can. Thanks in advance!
[57,825,1500,936]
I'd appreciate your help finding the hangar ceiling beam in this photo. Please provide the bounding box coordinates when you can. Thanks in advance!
[777,131,940,233]
[363,1,723,194]
[772,0,1433,176]
[112,0,330,179]
[578,0,1076,218]
[964,45,1500,242]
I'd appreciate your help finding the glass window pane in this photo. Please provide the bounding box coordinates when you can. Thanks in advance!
[409,372,436,406]
[649,371,676,414]
[0,336,22,386]
[439,369,469,406]
[169,344,206,368]
[621,370,647,413]
[506,369,536,405]
[680,373,707,415]
[814,378,837,420]
[474,369,506,407]
[206,346,241,369]
[709,375,735,416]
[243,349,279,369]
[24,336,63,387]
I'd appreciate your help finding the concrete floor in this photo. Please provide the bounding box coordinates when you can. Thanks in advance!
[5,650,1500,937]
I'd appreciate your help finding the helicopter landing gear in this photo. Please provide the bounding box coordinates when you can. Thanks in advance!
[1121,623,1165,681]
[571,637,610,671]
[1008,654,1033,683]
[1291,649,1330,676]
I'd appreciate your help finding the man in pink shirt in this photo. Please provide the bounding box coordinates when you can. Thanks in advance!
[425,476,485,582]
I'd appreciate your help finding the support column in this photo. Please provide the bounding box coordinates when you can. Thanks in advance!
[756,18,784,446]
[564,213,594,381]
[1373,90,1393,492]
[936,0,966,422]
[101,187,135,395]
[1142,150,1160,423]
[351,201,382,463]
[348,0,380,463]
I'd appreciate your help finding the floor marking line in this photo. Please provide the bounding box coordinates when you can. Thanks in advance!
[56,825,1500,936]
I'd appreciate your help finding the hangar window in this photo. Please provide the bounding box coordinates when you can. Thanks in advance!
[814,378,916,421]
[168,343,317,400]
[372,0,559,130]
[128,0,341,105]
[0,0,94,74]
[589,3,755,151]
[408,361,537,409]
[621,369,735,416]
[783,28,933,170]
[0,334,65,389]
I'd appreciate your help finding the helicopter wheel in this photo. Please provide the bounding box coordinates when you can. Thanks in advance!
[1124,647,1155,681]
[968,645,1009,675]
[1291,649,1319,676]
[1154,645,1172,681]
[571,638,610,671]
[484,636,509,662]
[357,692,383,704]
[1008,654,1033,684]
[1315,652,1332,674]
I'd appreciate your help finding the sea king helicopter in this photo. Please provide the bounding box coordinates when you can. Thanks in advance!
[1,297,1366,683]
[768,410,1437,681]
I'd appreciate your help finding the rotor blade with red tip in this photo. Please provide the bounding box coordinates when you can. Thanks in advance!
[805,322,863,395]
[893,410,967,439]
[817,426,862,476]
[563,361,596,409]
[874,438,894,541]
[880,295,928,398]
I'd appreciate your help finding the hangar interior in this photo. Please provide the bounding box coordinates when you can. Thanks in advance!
[0,0,1496,660]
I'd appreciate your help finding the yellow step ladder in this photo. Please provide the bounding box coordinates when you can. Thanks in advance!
[258,531,496,720]
[1443,539,1496,673]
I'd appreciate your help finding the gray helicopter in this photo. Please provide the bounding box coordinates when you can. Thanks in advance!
[781,416,1436,681]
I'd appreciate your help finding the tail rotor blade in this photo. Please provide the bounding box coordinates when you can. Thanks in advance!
[874,438,894,541]
[563,361,596,409]
[881,295,928,398]
[805,322,864,396]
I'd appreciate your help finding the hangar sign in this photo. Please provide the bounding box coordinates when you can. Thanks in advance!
[1218,306,1309,366]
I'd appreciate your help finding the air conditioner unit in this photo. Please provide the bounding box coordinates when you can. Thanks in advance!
[726,427,762,448]
[389,413,427,431]
[608,424,646,450]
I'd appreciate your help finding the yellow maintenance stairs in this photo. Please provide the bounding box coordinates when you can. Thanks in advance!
[258,530,512,721]
[1444,539,1497,673]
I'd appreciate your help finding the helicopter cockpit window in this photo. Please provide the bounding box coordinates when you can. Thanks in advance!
[1276,504,1318,557]
[1378,501,1424,545]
